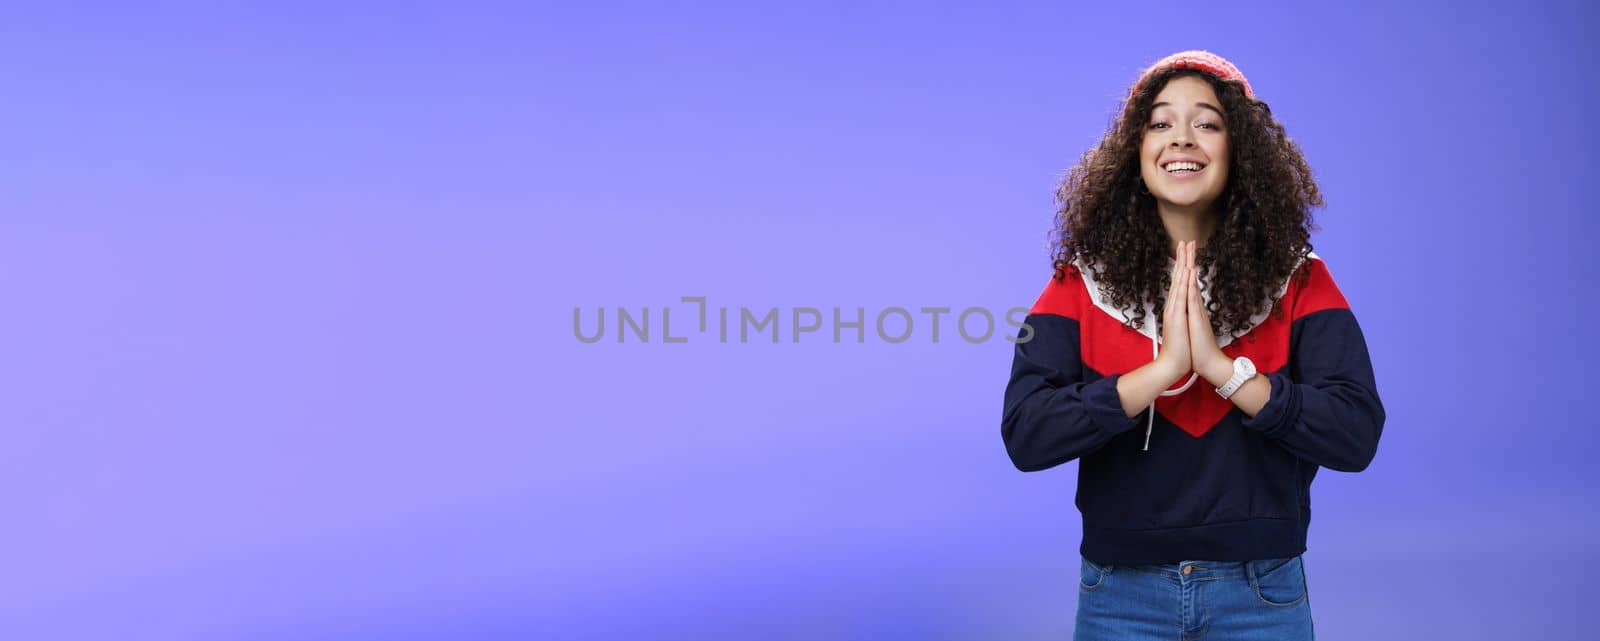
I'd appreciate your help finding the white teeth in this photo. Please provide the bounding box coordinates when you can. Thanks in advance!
[1163,161,1202,173]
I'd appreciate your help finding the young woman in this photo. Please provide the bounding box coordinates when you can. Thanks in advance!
[1001,51,1385,640]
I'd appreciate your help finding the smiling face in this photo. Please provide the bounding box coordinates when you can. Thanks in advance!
[1138,74,1230,217]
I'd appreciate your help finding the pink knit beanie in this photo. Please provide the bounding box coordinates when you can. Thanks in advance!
[1129,50,1256,101]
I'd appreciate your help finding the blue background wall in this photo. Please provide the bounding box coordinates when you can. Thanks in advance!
[2,1,1594,639]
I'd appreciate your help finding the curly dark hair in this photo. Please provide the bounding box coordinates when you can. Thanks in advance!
[1050,67,1323,342]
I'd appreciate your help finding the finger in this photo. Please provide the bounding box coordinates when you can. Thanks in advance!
[1193,269,1209,326]
[1176,267,1189,320]
[1165,268,1178,321]
[1190,268,1211,335]
[1166,256,1183,314]
[1190,267,1205,317]
[1190,266,1203,329]
[1190,269,1205,321]
[1164,268,1177,316]
[1187,267,1199,311]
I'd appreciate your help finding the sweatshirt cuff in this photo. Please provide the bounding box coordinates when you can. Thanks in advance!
[1086,373,1142,437]
[1240,371,1297,437]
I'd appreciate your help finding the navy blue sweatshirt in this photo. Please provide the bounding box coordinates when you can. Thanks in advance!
[1001,252,1385,565]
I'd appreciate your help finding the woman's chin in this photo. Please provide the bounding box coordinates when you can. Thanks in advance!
[1155,193,1210,207]
[1152,193,1223,214]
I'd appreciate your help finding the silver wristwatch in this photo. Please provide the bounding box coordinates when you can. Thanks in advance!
[1216,356,1257,399]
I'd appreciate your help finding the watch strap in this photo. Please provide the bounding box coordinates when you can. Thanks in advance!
[1216,358,1251,399]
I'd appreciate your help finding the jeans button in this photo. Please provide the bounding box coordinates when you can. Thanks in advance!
[1182,566,1192,575]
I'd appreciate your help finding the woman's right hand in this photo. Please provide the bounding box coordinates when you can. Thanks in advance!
[1155,241,1195,385]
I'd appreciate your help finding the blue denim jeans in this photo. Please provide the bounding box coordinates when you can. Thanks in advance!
[1074,554,1314,640]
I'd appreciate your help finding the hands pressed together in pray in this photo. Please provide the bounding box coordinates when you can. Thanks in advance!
[1115,240,1271,420]
[1155,240,1234,388]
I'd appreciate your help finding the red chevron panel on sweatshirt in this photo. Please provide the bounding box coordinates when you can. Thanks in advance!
[1027,257,1349,438]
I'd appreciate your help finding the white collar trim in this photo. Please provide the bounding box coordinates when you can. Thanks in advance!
[1072,251,1316,348]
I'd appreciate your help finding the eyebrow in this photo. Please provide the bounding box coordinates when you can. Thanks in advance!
[1151,101,1225,117]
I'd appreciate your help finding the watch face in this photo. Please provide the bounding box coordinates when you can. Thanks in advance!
[1238,357,1256,377]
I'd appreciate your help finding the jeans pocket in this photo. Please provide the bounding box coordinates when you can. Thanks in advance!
[1079,556,1111,591]
[1248,555,1307,607]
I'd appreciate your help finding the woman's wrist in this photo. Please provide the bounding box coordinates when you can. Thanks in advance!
[1200,356,1236,389]
[1154,356,1192,388]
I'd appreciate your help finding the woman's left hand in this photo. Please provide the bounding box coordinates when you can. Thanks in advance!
[1181,240,1232,385]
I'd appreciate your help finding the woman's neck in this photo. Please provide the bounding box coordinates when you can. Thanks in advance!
[1159,205,1219,256]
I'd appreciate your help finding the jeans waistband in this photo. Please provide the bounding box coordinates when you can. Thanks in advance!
[1116,559,1256,582]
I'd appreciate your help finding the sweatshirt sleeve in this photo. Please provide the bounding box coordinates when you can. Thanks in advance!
[1239,261,1386,472]
[1001,276,1143,472]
